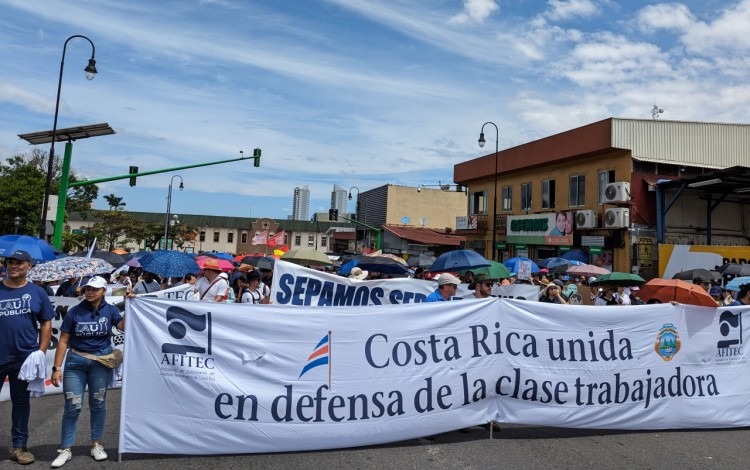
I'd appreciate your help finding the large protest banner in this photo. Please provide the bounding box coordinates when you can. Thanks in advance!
[120,298,750,455]
[271,260,538,305]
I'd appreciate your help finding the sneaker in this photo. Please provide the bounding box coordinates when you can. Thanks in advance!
[9,447,34,465]
[51,449,72,468]
[90,444,108,462]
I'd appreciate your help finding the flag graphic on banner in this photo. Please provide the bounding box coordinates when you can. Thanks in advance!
[266,230,285,248]
[251,230,268,244]
[299,332,332,387]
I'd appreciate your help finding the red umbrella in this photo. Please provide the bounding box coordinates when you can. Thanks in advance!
[195,256,235,272]
[639,278,717,307]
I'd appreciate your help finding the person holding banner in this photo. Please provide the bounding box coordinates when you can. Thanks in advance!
[0,250,54,465]
[50,276,125,467]
[425,273,460,302]
[468,273,493,299]
[195,259,230,302]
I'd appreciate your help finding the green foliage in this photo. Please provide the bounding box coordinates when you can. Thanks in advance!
[89,210,146,251]
[103,194,126,211]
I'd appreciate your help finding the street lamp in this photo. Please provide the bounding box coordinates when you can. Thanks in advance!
[348,186,365,249]
[39,35,98,239]
[169,215,180,250]
[164,175,184,249]
[478,122,499,261]
[14,216,21,234]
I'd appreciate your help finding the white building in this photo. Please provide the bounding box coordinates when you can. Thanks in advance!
[331,185,348,215]
[292,185,310,221]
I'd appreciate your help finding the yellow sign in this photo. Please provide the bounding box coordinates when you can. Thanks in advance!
[658,244,750,278]
[638,237,654,261]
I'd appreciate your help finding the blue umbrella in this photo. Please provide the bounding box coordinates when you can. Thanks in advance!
[355,256,411,276]
[211,252,235,262]
[138,250,200,278]
[725,276,750,292]
[538,257,582,269]
[338,258,360,276]
[430,250,490,273]
[0,235,58,262]
[503,257,540,274]
[560,250,589,263]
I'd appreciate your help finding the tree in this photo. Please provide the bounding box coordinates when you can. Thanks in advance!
[103,194,126,211]
[0,150,99,234]
[89,210,145,251]
[132,221,199,251]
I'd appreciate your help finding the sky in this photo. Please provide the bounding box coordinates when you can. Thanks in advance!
[1,0,749,221]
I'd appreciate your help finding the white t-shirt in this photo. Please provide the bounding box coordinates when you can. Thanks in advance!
[196,276,230,302]
[133,279,161,295]
[239,288,263,304]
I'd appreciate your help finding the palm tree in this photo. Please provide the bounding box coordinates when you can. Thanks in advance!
[103,194,126,211]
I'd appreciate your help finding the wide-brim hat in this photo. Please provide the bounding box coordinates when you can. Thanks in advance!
[541,283,561,296]
[202,258,223,272]
[469,273,492,289]
[349,267,369,280]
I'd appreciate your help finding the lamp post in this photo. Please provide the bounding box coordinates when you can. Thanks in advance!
[14,216,21,234]
[164,175,184,249]
[348,186,362,250]
[478,122,499,261]
[169,215,180,250]
[39,35,98,239]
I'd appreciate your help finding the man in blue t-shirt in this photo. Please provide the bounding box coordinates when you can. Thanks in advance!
[0,250,54,465]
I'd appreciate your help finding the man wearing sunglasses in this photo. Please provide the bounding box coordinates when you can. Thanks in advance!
[468,273,494,299]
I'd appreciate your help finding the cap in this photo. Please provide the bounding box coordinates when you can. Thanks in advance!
[469,273,491,289]
[437,273,461,286]
[245,270,261,282]
[349,267,369,280]
[709,285,722,297]
[588,276,597,284]
[5,250,32,262]
[83,276,107,290]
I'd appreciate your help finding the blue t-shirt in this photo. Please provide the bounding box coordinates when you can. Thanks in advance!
[0,282,55,365]
[61,300,123,353]
[424,289,447,302]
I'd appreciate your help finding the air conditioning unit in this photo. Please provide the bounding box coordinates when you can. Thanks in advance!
[604,182,631,203]
[575,210,599,229]
[604,208,630,229]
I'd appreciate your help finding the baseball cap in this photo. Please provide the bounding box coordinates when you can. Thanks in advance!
[5,250,32,262]
[83,276,107,290]
[437,273,460,286]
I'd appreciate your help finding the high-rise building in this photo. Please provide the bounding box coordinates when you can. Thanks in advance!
[292,185,310,220]
[331,185,348,215]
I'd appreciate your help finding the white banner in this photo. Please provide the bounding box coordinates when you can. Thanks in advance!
[120,298,750,455]
[138,283,195,301]
[271,260,540,305]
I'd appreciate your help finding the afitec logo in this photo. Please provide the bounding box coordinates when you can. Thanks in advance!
[162,305,212,355]
[717,310,743,359]
[299,331,332,387]
[654,323,680,361]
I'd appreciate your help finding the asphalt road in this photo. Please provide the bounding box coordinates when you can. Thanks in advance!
[1,389,749,469]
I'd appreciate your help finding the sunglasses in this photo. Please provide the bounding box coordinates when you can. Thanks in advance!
[481,282,493,287]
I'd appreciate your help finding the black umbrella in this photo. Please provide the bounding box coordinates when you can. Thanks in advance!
[407,254,435,268]
[672,268,722,282]
[71,250,126,268]
[716,263,750,277]
[354,256,411,276]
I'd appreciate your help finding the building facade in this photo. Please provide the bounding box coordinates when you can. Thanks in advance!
[292,185,310,221]
[330,185,348,215]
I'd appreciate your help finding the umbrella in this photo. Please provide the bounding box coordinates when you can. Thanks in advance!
[255,256,275,271]
[503,257,540,274]
[538,257,583,269]
[138,250,200,278]
[210,252,235,262]
[593,272,646,286]
[367,252,407,265]
[560,249,589,263]
[111,249,128,255]
[716,263,750,277]
[672,268,722,282]
[0,235,58,262]
[724,276,750,292]
[566,264,611,277]
[469,260,512,280]
[354,256,411,276]
[72,250,126,268]
[639,278,718,307]
[407,254,435,268]
[281,248,331,267]
[430,250,491,273]
[27,257,115,282]
[195,256,235,272]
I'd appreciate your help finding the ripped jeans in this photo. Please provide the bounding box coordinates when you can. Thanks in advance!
[60,347,112,448]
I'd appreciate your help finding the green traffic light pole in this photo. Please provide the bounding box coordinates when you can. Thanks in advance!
[52,149,261,249]
[336,214,381,251]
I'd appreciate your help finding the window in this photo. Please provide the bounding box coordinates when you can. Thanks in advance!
[321,236,327,247]
[598,170,616,204]
[470,191,487,214]
[284,233,289,245]
[199,231,206,242]
[521,183,532,211]
[294,234,301,246]
[569,175,586,207]
[227,232,234,243]
[502,186,512,211]
[542,180,556,209]
[307,234,315,246]
[213,231,220,242]
[241,232,247,244]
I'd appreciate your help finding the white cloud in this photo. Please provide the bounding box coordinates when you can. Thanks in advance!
[545,0,600,21]
[635,3,695,32]
[449,0,499,25]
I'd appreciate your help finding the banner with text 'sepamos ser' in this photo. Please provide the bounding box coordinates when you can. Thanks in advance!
[120,298,750,455]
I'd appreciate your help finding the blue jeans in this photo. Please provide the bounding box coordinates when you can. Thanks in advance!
[0,358,31,448]
[61,347,112,448]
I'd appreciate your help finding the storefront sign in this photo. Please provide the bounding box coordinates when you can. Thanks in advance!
[659,244,750,278]
[507,212,574,246]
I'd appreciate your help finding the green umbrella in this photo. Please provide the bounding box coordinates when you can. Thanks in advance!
[462,261,512,279]
[593,272,646,286]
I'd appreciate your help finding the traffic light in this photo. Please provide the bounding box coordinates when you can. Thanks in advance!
[253,148,261,168]
[129,166,138,187]
[329,209,338,221]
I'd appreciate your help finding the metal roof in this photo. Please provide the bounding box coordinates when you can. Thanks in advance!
[18,123,115,145]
